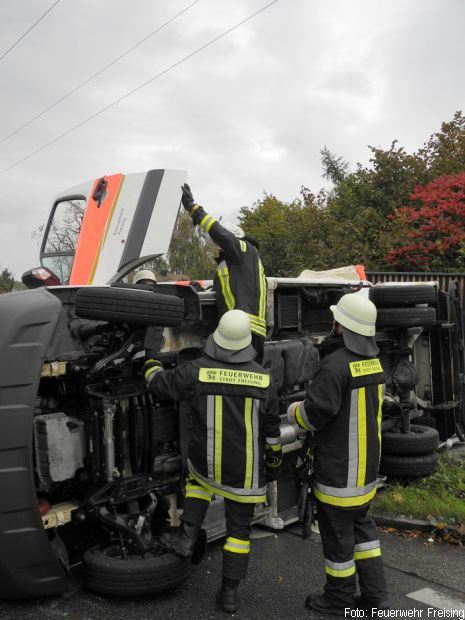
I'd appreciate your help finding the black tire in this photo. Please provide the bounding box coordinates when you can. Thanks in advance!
[75,287,184,326]
[381,424,439,455]
[379,451,438,478]
[110,282,155,291]
[83,543,191,597]
[369,285,437,308]
[414,416,437,430]
[376,306,437,328]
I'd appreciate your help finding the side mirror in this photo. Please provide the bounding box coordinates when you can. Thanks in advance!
[21,267,61,289]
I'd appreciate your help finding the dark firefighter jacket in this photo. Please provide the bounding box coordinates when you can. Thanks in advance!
[294,344,385,509]
[147,354,280,503]
[189,205,267,338]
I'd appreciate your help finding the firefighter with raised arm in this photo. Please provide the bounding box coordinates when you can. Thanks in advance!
[287,293,389,615]
[143,309,281,614]
[181,183,267,363]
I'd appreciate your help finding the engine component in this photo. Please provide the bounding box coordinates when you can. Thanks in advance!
[103,400,119,482]
[392,359,418,392]
[153,454,182,475]
[33,412,86,487]
[41,502,79,529]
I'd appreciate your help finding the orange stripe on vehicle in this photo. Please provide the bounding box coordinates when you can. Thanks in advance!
[69,174,124,284]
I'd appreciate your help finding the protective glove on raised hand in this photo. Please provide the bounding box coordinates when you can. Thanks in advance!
[143,358,163,384]
[181,183,196,213]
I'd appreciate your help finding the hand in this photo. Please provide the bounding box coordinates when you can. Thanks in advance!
[265,443,283,480]
[143,358,163,383]
[181,183,195,212]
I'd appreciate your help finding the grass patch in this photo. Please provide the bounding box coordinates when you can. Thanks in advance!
[372,452,465,525]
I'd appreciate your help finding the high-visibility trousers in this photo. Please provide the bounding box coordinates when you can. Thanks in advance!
[182,475,255,580]
[317,500,388,606]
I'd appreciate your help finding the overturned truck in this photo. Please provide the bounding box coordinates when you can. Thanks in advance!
[1,169,463,600]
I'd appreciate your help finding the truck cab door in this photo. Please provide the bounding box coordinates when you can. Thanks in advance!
[40,169,186,285]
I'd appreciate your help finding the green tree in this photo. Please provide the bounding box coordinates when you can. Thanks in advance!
[167,212,216,280]
[320,146,349,185]
[0,267,15,293]
[239,194,301,276]
[239,189,337,276]
[418,111,465,178]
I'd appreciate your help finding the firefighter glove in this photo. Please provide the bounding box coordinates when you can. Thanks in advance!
[143,358,163,384]
[181,183,196,213]
[287,401,302,428]
[265,443,283,479]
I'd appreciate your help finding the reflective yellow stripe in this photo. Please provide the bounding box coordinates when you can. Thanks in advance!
[205,217,216,232]
[247,313,266,337]
[325,565,356,578]
[354,548,381,561]
[224,537,250,554]
[244,398,253,489]
[185,489,213,502]
[144,366,161,381]
[357,387,367,486]
[199,368,270,388]
[247,313,266,327]
[314,486,377,507]
[185,481,213,502]
[191,204,200,215]
[218,265,235,310]
[295,404,308,430]
[200,214,217,232]
[214,396,222,483]
[239,240,247,252]
[189,470,266,503]
[377,384,383,460]
[269,443,281,452]
[349,359,383,377]
[258,259,267,322]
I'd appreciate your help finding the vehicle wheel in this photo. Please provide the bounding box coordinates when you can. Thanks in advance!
[75,287,184,326]
[381,424,439,455]
[379,451,438,478]
[83,543,191,597]
[414,415,437,430]
[376,306,437,328]
[369,285,437,308]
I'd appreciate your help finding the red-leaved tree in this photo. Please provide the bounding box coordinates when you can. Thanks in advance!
[386,172,465,271]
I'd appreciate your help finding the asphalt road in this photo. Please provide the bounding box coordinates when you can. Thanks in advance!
[1,525,464,620]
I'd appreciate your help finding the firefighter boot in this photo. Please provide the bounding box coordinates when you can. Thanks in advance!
[305,593,354,616]
[218,577,240,613]
[160,521,205,563]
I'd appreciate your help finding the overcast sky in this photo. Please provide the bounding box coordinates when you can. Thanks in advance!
[1,0,464,278]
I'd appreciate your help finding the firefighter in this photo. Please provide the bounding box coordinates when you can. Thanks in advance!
[181,183,267,363]
[133,269,157,286]
[143,309,281,613]
[287,293,389,616]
